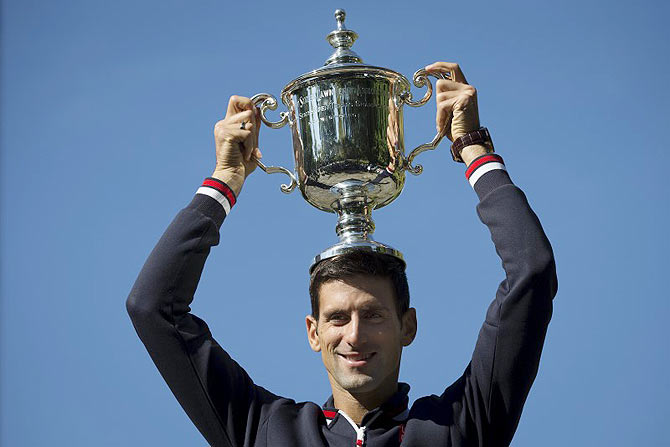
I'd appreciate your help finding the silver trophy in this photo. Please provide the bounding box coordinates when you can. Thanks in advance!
[252,9,453,269]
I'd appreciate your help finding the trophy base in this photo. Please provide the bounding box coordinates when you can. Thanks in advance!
[310,240,404,273]
[309,179,405,272]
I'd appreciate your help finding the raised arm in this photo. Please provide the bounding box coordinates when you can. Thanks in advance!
[420,63,557,445]
[126,97,283,446]
[458,163,557,444]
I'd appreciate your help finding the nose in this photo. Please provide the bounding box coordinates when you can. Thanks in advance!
[342,314,367,347]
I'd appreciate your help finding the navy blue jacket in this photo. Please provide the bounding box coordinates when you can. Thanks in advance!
[126,168,557,446]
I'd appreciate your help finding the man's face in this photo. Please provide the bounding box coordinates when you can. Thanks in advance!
[305,275,417,399]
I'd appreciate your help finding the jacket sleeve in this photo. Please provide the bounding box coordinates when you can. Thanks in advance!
[126,194,282,447]
[448,169,558,445]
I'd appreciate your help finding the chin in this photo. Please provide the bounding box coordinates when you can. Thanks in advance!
[337,373,377,393]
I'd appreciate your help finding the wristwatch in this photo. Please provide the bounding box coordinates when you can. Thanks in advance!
[450,127,494,163]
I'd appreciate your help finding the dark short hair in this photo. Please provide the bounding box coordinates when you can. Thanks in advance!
[309,250,409,320]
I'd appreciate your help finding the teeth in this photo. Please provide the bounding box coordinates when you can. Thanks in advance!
[344,354,370,361]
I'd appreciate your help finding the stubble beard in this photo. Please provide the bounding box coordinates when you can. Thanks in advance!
[330,368,376,394]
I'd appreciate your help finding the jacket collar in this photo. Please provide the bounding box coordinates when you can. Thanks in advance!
[322,382,410,426]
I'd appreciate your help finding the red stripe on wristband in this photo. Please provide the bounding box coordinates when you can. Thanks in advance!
[465,154,504,180]
[202,178,236,206]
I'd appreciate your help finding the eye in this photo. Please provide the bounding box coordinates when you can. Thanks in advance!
[328,313,349,324]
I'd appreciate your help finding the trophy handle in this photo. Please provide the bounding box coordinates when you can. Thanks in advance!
[249,93,297,194]
[400,68,454,175]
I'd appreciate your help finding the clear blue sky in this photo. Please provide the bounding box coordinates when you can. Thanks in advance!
[1,0,668,445]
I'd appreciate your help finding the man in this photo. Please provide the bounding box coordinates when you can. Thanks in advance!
[127,62,557,446]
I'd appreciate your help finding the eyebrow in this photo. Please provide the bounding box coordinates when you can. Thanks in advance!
[322,304,389,317]
[360,304,389,312]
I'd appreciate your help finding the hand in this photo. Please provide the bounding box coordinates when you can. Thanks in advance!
[425,62,480,142]
[211,95,263,196]
[425,62,489,165]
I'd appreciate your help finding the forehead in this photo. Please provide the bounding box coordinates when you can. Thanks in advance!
[318,275,396,313]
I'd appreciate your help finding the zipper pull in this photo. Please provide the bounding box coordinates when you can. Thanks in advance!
[355,425,366,446]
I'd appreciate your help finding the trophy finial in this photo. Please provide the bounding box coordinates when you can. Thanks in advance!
[324,9,363,66]
[334,9,346,30]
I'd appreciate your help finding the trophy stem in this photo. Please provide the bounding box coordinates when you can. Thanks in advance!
[310,184,404,270]
[335,196,375,243]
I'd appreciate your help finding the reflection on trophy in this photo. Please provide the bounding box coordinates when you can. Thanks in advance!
[251,9,453,270]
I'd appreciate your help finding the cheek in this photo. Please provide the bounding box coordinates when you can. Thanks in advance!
[320,329,343,351]
[373,324,403,348]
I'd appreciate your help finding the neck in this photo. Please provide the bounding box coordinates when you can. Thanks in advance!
[330,381,398,425]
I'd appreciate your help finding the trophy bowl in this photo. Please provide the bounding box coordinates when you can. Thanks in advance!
[250,10,453,269]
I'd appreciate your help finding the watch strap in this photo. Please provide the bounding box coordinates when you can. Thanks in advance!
[450,127,494,162]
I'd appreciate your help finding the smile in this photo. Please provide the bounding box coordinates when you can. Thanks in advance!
[338,352,375,367]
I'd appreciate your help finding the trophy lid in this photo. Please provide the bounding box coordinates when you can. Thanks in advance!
[281,9,408,96]
[323,9,363,67]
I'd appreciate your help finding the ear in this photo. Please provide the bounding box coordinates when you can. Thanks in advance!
[305,315,321,352]
[400,308,417,347]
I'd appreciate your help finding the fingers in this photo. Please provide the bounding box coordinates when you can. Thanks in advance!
[435,79,476,95]
[218,123,254,161]
[223,119,255,162]
[230,104,261,159]
[241,128,255,161]
[224,96,263,159]
[223,109,255,125]
[436,96,457,136]
[436,94,479,136]
[237,115,257,162]
[425,63,481,142]
[214,118,253,145]
[226,95,254,117]
[215,106,263,163]
[435,82,477,126]
[215,110,253,139]
[425,62,468,84]
[218,124,253,143]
